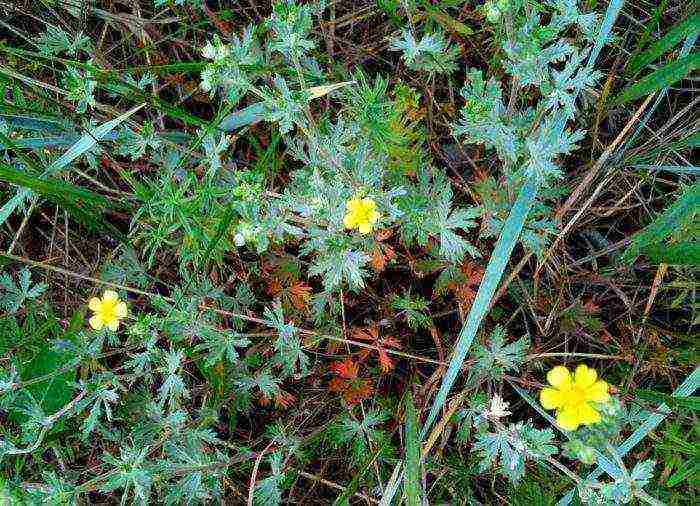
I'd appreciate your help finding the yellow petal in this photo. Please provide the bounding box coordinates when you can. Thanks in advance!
[556,407,580,431]
[88,297,102,311]
[344,213,357,229]
[102,290,119,302]
[369,210,380,224]
[346,199,361,211]
[574,364,597,388]
[115,302,128,318]
[540,387,564,410]
[89,315,104,330]
[585,380,610,403]
[361,198,376,211]
[547,366,571,388]
[358,222,372,234]
[578,402,601,425]
[107,318,120,332]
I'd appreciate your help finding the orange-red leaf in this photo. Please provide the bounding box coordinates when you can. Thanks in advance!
[330,358,359,379]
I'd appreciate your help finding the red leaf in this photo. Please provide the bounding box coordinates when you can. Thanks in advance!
[330,358,359,379]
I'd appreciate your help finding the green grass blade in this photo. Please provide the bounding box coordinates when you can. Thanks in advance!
[620,182,699,264]
[642,242,700,265]
[627,13,700,75]
[616,33,698,160]
[615,52,700,105]
[0,193,26,228]
[332,442,386,506]
[0,104,142,228]
[586,0,625,70]
[0,113,69,133]
[45,103,144,177]
[219,82,352,132]
[10,131,188,150]
[0,161,126,242]
[557,366,700,506]
[220,102,266,132]
[420,176,539,438]
[404,394,422,506]
[632,164,700,175]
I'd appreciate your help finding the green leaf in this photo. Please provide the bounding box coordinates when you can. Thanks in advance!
[10,313,79,425]
[620,182,699,264]
[615,52,700,104]
[0,161,127,242]
[403,394,422,506]
[627,13,700,75]
[332,442,386,506]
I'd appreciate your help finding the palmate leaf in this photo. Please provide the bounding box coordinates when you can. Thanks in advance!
[474,422,557,483]
[0,268,47,314]
[473,326,529,380]
[0,160,127,242]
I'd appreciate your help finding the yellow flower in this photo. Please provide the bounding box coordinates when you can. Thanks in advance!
[88,290,127,331]
[344,197,380,234]
[539,364,610,431]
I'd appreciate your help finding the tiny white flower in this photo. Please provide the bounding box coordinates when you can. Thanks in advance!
[201,41,217,60]
[486,394,511,421]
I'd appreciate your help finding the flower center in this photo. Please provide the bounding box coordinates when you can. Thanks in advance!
[565,385,586,407]
[99,301,118,320]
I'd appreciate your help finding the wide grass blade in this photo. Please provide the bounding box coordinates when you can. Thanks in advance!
[615,33,698,160]
[586,0,625,70]
[45,103,144,177]
[0,104,143,228]
[0,161,126,242]
[0,113,69,133]
[420,176,539,438]
[620,182,699,264]
[626,13,700,75]
[404,394,422,506]
[556,366,700,506]
[9,131,188,150]
[615,52,699,105]
[627,14,700,74]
